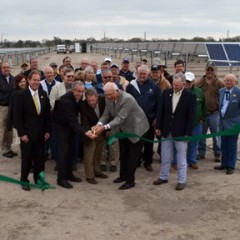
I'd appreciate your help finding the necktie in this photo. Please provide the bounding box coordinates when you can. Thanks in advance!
[33,92,40,115]
[225,91,230,100]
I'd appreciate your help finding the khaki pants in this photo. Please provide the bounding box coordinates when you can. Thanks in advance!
[84,135,105,179]
[0,106,13,153]
[101,128,120,167]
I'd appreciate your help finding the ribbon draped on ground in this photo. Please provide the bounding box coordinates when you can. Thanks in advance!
[0,171,55,191]
[107,124,240,145]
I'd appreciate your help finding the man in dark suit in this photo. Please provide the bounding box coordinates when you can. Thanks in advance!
[14,70,51,191]
[23,57,45,80]
[214,74,240,175]
[53,81,96,189]
[80,88,108,184]
[92,82,149,190]
[154,72,196,190]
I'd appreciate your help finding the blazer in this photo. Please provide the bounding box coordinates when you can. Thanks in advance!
[13,87,51,141]
[156,88,196,138]
[80,95,106,144]
[49,82,67,108]
[219,86,240,131]
[99,91,149,143]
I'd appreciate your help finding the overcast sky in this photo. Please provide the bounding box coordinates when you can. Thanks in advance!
[1,0,239,41]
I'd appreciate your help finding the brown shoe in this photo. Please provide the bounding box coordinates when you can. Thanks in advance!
[87,178,98,184]
[95,173,108,178]
[189,163,199,169]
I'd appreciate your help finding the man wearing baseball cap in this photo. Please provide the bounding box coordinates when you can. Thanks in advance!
[119,58,135,82]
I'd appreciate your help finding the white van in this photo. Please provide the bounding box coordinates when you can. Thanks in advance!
[56,45,66,54]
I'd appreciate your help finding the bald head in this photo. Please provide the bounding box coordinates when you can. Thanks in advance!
[103,82,119,101]
[44,66,54,82]
[224,73,237,90]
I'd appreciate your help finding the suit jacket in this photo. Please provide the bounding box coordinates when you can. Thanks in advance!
[219,86,240,130]
[99,91,149,143]
[13,87,51,141]
[53,91,86,134]
[156,88,196,138]
[49,82,67,108]
[0,72,15,106]
[80,95,105,144]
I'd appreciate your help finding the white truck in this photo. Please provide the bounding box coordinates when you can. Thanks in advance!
[56,44,66,54]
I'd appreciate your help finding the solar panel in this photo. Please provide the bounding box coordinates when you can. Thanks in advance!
[206,44,229,66]
[224,44,240,66]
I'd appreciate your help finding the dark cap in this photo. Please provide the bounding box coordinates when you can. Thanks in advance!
[141,58,148,63]
[49,62,58,68]
[151,64,160,71]
[21,62,28,67]
[122,57,130,63]
[206,62,215,70]
[110,64,119,69]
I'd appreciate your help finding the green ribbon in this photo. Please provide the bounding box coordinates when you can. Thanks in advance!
[0,171,55,191]
[107,124,240,145]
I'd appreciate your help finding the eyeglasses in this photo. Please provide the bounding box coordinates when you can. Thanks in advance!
[67,75,74,78]
[103,76,112,79]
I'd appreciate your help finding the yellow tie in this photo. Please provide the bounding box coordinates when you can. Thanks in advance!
[33,92,40,115]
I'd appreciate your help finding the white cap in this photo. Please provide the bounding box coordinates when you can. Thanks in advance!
[185,72,195,81]
[104,57,112,63]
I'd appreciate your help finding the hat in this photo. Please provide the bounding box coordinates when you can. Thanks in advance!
[206,62,215,70]
[50,62,58,68]
[153,58,167,68]
[21,62,28,67]
[185,72,195,81]
[151,64,160,71]
[110,64,119,69]
[122,57,130,63]
[104,57,112,63]
[141,58,147,63]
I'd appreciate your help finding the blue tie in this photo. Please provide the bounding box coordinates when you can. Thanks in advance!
[225,91,230,100]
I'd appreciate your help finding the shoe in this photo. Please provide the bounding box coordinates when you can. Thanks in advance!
[189,163,199,169]
[9,150,18,156]
[57,180,73,188]
[21,185,30,191]
[226,168,234,175]
[101,165,107,171]
[214,165,226,170]
[87,178,98,184]
[109,165,117,172]
[113,177,125,183]
[67,175,82,182]
[2,151,14,158]
[95,173,108,178]
[153,178,168,185]
[144,163,153,172]
[197,153,205,160]
[175,183,185,191]
[119,182,135,190]
[214,154,221,162]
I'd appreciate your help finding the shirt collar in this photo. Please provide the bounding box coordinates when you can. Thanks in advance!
[28,86,38,96]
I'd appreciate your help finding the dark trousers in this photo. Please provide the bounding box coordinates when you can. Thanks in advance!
[55,125,76,181]
[142,124,155,165]
[20,138,45,183]
[221,134,239,169]
[119,138,143,184]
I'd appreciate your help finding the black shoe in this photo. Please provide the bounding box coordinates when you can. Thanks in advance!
[175,183,185,191]
[57,180,73,188]
[119,182,135,190]
[9,150,18,156]
[153,178,168,185]
[109,165,117,172]
[2,151,14,158]
[21,182,30,191]
[113,177,125,183]
[214,165,227,170]
[95,173,108,178]
[101,165,107,172]
[67,175,82,182]
[226,168,234,175]
[86,178,98,184]
[144,163,153,172]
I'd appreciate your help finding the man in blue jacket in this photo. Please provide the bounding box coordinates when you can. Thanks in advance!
[126,65,160,171]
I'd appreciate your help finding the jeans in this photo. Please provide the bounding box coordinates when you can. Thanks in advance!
[221,134,239,169]
[198,113,221,156]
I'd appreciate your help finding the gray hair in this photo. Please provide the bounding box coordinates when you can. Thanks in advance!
[85,88,98,97]
[101,69,112,77]
[103,82,118,91]
[137,64,149,74]
[72,81,85,90]
[84,66,94,74]
[173,72,186,84]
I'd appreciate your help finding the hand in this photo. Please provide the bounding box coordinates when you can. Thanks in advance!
[91,124,102,133]
[155,129,161,136]
[93,125,105,135]
[21,135,29,143]
[85,130,97,140]
[44,132,50,141]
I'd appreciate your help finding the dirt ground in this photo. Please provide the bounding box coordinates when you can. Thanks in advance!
[1,52,240,240]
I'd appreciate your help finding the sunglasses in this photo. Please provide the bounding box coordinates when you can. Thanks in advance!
[103,76,112,79]
[67,75,74,78]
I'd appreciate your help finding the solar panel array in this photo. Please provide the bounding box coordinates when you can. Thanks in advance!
[206,43,240,67]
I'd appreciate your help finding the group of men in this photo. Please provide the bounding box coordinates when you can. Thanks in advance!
[0,54,240,192]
